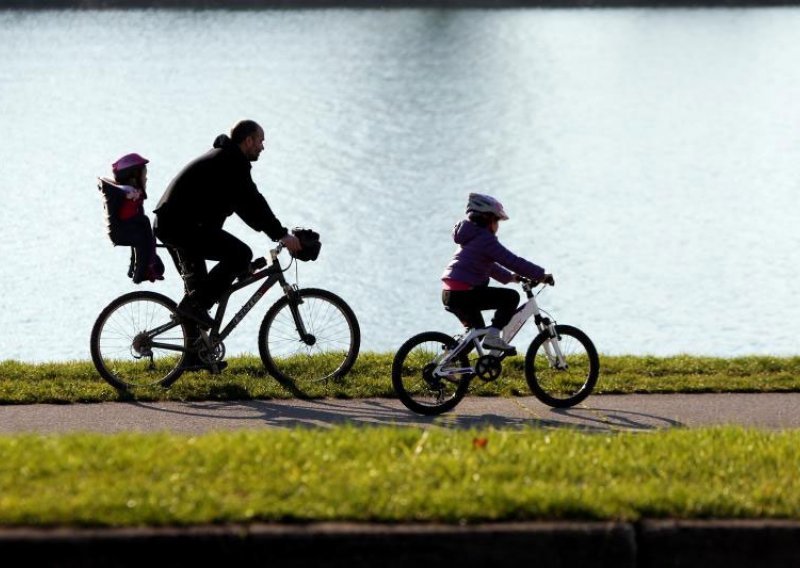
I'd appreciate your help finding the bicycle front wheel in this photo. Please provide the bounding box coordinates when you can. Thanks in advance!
[258,288,360,383]
[524,324,599,408]
[90,291,189,392]
[391,331,471,416]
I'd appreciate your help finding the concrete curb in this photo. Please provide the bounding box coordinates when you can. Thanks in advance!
[3,1,800,9]
[639,520,800,568]
[2,520,800,567]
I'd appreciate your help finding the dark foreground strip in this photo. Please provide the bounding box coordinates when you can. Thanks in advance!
[1,520,799,567]
[4,1,800,9]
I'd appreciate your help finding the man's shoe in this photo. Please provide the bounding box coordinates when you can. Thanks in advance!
[177,298,215,329]
[482,328,515,352]
[182,359,228,374]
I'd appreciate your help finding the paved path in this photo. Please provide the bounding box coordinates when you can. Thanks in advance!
[3,393,800,568]
[1,393,799,433]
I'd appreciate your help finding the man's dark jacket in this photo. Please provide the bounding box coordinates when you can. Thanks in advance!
[154,135,288,241]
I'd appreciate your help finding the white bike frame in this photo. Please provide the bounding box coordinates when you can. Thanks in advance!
[433,280,566,380]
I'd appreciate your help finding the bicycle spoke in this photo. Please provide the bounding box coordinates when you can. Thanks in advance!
[91,292,188,391]
[391,332,471,415]
[259,288,360,384]
[525,325,599,408]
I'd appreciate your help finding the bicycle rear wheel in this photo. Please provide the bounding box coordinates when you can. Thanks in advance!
[391,331,471,416]
[524,324,599,408]
[258,288,360,383]
[90,291,189,392]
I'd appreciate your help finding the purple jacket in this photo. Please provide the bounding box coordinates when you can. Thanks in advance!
[441,220,545,287]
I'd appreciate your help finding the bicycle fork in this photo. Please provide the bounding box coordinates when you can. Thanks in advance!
[538,320,568,370]
[285,285,315,346]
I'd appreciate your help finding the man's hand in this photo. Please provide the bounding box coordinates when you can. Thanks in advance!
[280,234,302,253]
[543,273,555,286]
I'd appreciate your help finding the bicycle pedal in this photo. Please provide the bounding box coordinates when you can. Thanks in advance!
[182,361,228,374]
[488,347,517,357]
[209,361,228,374]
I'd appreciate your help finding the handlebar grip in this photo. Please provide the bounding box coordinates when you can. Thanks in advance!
[522,276,554,287]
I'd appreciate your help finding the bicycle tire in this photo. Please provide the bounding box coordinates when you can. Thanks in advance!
[90,291,189,392]
[391,331,471,416]
[258,287,360,383]
[524,324,599,408]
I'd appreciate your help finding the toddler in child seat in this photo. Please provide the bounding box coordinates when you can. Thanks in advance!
[98,153,164,283]
[441,193,553,351]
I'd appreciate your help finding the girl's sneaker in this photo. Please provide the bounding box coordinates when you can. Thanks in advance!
[481,327,514,351]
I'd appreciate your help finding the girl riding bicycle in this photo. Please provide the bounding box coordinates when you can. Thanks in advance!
[441,193,553,351]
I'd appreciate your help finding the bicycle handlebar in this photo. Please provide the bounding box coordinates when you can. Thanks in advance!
[518,275,555,288]
[269,242,286,262]
[242,243,286,276]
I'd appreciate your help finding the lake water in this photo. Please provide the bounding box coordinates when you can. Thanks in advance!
[1,7,798,363]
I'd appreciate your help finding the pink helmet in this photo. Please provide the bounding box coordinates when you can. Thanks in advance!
[112,152,149,174]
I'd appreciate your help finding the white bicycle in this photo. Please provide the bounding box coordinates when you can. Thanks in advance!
[391,277,599,415]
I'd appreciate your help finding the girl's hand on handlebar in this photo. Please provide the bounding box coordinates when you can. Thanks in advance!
[280,234,302,253]
[515,274,555,286]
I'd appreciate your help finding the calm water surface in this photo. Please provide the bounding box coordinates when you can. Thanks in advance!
[1,8,798,362]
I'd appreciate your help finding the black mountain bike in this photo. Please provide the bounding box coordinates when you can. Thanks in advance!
[90,243,360,392]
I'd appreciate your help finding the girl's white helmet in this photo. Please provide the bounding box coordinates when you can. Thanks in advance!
[466,193,509,220]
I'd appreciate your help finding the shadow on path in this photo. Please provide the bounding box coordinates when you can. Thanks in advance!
[130,397,685,433]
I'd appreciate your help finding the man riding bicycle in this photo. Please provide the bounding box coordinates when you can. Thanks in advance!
[154,120,301,369]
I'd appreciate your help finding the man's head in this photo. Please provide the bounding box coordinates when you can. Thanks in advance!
[231,120,265,162]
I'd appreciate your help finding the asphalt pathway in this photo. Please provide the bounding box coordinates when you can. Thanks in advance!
[1,393,799,434]
[4,394,800,568]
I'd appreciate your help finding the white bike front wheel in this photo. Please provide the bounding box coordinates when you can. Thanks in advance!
[524,324,599,408]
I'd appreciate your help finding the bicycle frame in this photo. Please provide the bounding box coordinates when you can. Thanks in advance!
[432,281,567,380]
[212,250,291,343]
[502,281,567,369]
[147,247,302,355]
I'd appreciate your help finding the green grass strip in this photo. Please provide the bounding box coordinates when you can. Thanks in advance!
[1,353,799,404]
[0,426,797,526]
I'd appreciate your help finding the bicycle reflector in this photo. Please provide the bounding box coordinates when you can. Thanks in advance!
[291,228,321,262]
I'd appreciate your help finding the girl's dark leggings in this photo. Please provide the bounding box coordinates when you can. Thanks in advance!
[442,285,520,330]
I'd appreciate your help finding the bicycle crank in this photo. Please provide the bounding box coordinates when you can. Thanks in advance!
[475,355,502,382]
[196,336,226,364]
